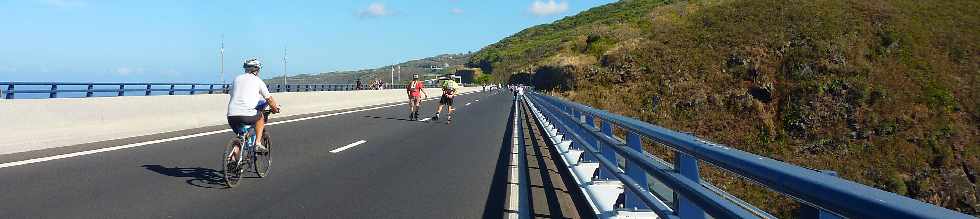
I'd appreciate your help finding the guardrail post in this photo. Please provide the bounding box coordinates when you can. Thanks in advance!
[86,84,94,97]
[625,132,651,210]
[208,84,215,94]
[581,113,598,163]
[49,84,57,98]
[168,84,176,95]
[190,84,196,95]
[800,171,844,219]
[118,84,126,96]
[5,84,12,99]
[142,84,150,96]
[675,152,705,219]
[285,84,291,92]
[598,120,617,180]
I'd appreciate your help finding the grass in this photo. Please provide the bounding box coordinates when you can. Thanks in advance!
[471,0,979,217]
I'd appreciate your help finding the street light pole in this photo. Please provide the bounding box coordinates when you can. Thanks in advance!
[282,45,287,87]
[219,34,224,84]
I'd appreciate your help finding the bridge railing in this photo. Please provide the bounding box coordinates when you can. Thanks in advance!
[522,91,972,219]
[0,82,436,99]
[1,82,232,99]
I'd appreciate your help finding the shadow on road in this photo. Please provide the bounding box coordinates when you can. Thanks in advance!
[142,164,227,189]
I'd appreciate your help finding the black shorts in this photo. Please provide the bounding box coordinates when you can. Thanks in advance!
[439,95,454,106]
[227,114,261,135]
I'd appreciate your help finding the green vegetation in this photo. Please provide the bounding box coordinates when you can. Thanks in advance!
[266,53,473,85]
[470,0,979,217]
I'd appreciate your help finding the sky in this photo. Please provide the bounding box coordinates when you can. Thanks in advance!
[0,0,616,83]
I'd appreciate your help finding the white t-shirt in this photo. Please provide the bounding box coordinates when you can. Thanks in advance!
[227,73,272,116]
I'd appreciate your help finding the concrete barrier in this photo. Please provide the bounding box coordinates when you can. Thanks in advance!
[0,87,481,155]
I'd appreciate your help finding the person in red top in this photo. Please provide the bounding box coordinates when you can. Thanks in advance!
[407,74,428,120]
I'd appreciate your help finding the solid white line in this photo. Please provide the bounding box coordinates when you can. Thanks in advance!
[0,91,481,169]
[267,103,407,126]
[0,129,230,169]
[330,140,367,153]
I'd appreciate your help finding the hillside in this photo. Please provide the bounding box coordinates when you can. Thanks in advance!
[267,53,472,85]
[470,0,979,217]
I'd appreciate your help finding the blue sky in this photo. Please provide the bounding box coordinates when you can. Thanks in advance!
[0,0,616,83]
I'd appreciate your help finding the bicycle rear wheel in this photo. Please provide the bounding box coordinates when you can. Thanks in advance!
[223,137,244,188]
[254,131,272,178]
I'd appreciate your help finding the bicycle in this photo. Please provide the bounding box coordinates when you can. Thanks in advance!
[222,109,276,188]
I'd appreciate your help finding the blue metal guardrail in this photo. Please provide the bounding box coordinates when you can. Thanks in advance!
[522,91,973,219]
[0,82,448,99]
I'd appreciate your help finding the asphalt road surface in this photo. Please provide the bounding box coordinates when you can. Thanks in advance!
[0,90,517,218]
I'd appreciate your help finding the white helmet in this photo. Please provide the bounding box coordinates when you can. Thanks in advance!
[243,58,262,69]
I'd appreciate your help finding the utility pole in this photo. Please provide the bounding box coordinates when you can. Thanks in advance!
[397,65,401,84]
[282,45,287,86]
[390,66,395,85]
[219,34,224,84]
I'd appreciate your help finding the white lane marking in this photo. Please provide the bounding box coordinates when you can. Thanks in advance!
[0,129,230,169]
[465,102,472,106]
[475,99,480,102]
[329,140,367,153]
[419,118,431,122]
[268,103,407,125]
[0,91,482,169]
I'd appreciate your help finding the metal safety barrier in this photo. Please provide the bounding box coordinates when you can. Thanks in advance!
[521,90,972,219]
[1,82,232,99]
[0,82,442,99]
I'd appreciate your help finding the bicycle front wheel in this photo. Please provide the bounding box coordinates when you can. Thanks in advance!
[223,137,244,188]
[254,131,272,178]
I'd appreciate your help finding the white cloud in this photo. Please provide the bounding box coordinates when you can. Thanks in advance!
[359,3,393,18]
[529,0,568,17]
[450,8,464,15]
[42,0,88,8]
[114,67,144,76]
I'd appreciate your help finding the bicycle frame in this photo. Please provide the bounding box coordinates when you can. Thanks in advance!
[235,125,257,164]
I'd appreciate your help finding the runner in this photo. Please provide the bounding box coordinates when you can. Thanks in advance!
[432,74,459,123]
[406,74,428,120]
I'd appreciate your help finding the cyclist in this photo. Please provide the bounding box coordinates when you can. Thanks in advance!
[406,74,428,120]
[227,58,281,161]
[432,74,459,122]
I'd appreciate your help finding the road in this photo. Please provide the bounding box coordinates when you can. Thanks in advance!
[0,90,516,218]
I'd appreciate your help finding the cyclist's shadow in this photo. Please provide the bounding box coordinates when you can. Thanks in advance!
[142,164,226,189]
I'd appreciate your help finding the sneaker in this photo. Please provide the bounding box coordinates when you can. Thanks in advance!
[256,143,269,153]
[409,112,415,120]
[433,113,440,120]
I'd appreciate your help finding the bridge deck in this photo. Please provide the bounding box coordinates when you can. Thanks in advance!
[0,90,519,218]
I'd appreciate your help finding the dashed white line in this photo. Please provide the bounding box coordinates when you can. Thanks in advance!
[465,102,472,106]
[330,140,368,153]
[419,118,432,122]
